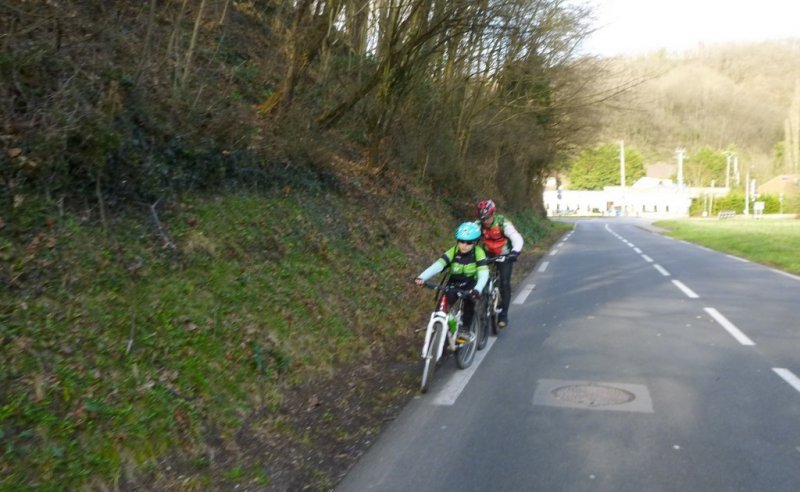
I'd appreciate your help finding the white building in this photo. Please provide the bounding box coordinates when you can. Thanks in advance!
[543,177,728,218]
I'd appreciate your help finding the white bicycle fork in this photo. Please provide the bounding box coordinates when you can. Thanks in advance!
[420,310,458,362]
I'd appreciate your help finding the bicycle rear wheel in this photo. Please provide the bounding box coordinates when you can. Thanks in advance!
[455,315,477,369]
[421,320,445,393]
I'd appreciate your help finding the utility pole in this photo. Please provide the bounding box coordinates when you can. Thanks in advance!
[676,148,685,191]
[744,168,750,216]
[733,155,740,186]
[723,151,735,189]
[710,179,715,214]
[620,140,626,216]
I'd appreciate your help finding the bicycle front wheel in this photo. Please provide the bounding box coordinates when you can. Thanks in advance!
[421,320,445,393]
[490,286,501,335]
[455,316,477,369]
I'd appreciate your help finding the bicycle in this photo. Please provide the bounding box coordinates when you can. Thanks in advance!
[482,254,508,336]
[418,282,479,393]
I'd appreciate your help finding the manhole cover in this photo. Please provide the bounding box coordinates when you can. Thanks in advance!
[552,384,635,407]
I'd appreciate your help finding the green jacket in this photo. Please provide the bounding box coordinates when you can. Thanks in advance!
[417,244,489,292]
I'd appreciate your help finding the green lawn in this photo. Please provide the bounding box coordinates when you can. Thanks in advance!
[655,218,800,275]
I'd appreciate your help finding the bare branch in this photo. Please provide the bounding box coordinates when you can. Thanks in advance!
[148,199,177,250]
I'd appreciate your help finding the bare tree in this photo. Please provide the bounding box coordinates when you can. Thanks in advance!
[259,0,347,114]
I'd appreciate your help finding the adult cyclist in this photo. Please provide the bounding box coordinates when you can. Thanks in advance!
[476,199,523,328]
[415,222,489,338]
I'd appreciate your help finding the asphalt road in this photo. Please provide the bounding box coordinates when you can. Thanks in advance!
[337,218,800,492]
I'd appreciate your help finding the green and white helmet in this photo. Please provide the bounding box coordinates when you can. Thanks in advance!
[454,221,481,242]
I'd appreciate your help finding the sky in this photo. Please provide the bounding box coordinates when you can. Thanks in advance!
[580,0,800,57]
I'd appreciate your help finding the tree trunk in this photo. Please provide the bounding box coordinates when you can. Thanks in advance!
[181,0,207,85]
[259,0,344,114]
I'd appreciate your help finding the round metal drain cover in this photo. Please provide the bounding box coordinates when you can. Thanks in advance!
[552,384,635,407]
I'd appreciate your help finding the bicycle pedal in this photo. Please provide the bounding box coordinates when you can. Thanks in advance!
[456,333,475,344]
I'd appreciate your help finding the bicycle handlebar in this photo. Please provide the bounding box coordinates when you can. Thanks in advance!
[486,254,508,264]
[421,281,474,298]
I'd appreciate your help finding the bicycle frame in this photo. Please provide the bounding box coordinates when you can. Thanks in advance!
[420,292,463,363]
[488,254,505,281]
[486,268,497,297]
[482,255,507,333]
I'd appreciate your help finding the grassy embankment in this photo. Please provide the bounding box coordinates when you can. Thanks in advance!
[655,218,800,274]
[1,180,569,490]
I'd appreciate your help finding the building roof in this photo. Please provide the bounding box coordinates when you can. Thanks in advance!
[646,162,676,179]
[632,176,674,189]
[757,174,800,195]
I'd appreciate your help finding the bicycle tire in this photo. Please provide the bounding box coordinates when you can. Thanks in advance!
[490,286,501,335]
[476,296,489,350]
[421,320,445,393]
[456,315,477,369]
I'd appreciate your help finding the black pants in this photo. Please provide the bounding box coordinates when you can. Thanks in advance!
[497,259,513,320]
[446,280,476,329]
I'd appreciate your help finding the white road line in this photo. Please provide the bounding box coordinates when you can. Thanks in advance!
[550,249,559,256]
[641,254,653,263]
[772,269,800,281]
[772,368,800,393]
[513,284,535,305]
[671,280,699,298]
[726,254,749,263]
[653,264,671,276]
[703,307,755,346]
[433,338,497,405]
[633,247,642,254]
[628,243,636,248]
[538,261,549,272]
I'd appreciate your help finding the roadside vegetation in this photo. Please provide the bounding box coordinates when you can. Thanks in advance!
[0,2,595,486]
[655,218,800,274]
[2,164,567,489]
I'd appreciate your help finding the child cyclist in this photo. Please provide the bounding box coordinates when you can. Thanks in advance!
[415,222,489,338]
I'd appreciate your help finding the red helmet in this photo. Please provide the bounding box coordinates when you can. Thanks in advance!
[477,199,496,220]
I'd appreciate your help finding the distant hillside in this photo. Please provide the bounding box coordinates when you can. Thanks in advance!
[594,39,800,181]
